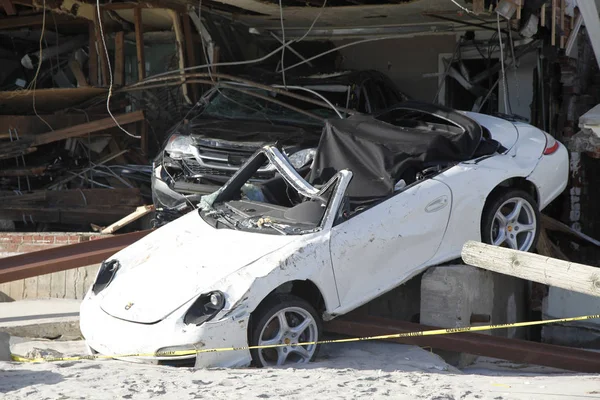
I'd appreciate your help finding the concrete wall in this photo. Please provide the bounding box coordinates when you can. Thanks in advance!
[335,34,458,102]
[0,233,106,302]
[542,287,600,348]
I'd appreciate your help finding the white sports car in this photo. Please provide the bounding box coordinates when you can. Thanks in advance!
[80,102,568,368]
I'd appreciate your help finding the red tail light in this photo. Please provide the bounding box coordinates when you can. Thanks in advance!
[543,133,559,155]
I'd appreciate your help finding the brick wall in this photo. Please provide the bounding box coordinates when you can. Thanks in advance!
[0,232,109,302]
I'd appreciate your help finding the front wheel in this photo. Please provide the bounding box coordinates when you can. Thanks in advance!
[481,189,540,252]
[249,294,321,367]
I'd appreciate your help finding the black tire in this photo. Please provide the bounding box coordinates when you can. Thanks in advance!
[481,188,540,252]
[250,294,322,367]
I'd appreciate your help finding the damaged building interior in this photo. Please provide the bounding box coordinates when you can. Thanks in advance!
[2,0,600,372]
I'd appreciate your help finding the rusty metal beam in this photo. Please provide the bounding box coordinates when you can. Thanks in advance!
[324,315,600,373]
[0,230,151,284]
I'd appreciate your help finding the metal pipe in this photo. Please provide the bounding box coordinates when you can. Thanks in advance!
[21,35,87,70]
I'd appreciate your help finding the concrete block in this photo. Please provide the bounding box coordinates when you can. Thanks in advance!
[9,279,23,300]
[0,332,10,361]
[0,299,81,339]
[50,270,66,299]
[420,264,527,367]
[542,287,600,347]
[36,272,51,298]
[22,276,38,300]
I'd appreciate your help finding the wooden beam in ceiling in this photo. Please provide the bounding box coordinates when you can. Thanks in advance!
[134,7,145,81]
[1,0,17,16]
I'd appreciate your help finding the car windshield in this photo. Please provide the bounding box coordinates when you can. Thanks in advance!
[198,147,349,235]
[199,86,350,126]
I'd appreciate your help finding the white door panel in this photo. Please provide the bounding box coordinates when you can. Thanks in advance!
[329,179,452,309]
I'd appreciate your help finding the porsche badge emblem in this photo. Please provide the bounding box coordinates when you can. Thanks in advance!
[125,302,134,310]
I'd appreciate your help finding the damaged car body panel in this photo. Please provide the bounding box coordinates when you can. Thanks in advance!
[151,70,407,219]
[81,102,569,368]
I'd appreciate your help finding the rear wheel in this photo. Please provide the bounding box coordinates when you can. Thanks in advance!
[481,189,540,252]
[250,294,321,367]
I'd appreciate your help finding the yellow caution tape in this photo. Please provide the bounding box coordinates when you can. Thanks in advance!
[11,313,600,363]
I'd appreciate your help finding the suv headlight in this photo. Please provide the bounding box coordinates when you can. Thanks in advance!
[164,134,194,159]
[184,291,226,326]
[287,148,316,169]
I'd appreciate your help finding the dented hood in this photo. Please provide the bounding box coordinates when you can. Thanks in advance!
[98,210,297,324]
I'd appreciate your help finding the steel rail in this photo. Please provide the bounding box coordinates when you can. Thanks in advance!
[324,315,600,373]
[0,230,151,284]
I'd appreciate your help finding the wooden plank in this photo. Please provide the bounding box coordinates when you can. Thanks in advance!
[114,31,125,86]
[134,7,145,81]
[212,45,220,74]
[33,111,145,146]
[101,205,154,234]
[472,0,484,14]
[68,58,89,87]
[551,0,557,46]
[182,14,198,103]
[0,13,84,29]
[461,241,600,298]
[541,3,546,27]
[560,0,566,48]
[88,21,98,86]
[139,119,148,156]
[1,0,17,16]
[94,6,110,86]
[540,214,600,247]
[0,165,46,177]
[169,10,191,104]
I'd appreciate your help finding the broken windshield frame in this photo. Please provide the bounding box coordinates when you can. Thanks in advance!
[196,83,349,126]
[199,146,352,235]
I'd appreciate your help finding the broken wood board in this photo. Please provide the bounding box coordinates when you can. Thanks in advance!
[0,165,46,177]
[462,240,600,298]
[0,87,106,114]
[540,214,600,247]
[0,188,143,225]
[32,111,144,146]
[0,206,140,225]
[0,188,142,207]
[101,204,154,234]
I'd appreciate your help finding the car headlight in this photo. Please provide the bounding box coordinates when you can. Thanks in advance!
[92,259,120,295]
[184,291,226,326]
[164,134,194,159]
[287,148,316,169]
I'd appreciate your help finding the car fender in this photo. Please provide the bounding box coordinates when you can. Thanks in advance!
[431,159,541,264]
[207,232,339,325]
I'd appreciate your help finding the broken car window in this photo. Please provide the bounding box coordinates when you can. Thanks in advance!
[199,88,348,126]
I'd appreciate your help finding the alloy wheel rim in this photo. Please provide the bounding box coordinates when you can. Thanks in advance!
[490,197,537,251]
[257,306,318,367]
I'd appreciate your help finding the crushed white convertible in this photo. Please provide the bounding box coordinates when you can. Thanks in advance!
[80,102,568,368]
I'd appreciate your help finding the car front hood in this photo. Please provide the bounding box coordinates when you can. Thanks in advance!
[98,210,298,324]
[187,119,318,149]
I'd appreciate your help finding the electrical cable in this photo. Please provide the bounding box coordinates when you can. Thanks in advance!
[278,0,286,87]
[450,0,473,15]
[31,1,53,132]
[507,19,520,110]
[96,0,140,139]
[139,0,325,84]
[497,13,509,115]
[294,0,327,43]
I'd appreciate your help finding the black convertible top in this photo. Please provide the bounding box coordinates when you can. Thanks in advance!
[307,102,484,198]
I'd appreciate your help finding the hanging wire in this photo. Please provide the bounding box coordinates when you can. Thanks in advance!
[278,0,287,87]
[96,0,141,139]
[31,0,54,132]
[497,13,510,114]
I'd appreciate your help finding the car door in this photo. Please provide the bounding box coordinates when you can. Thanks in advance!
[329,178,452,312]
